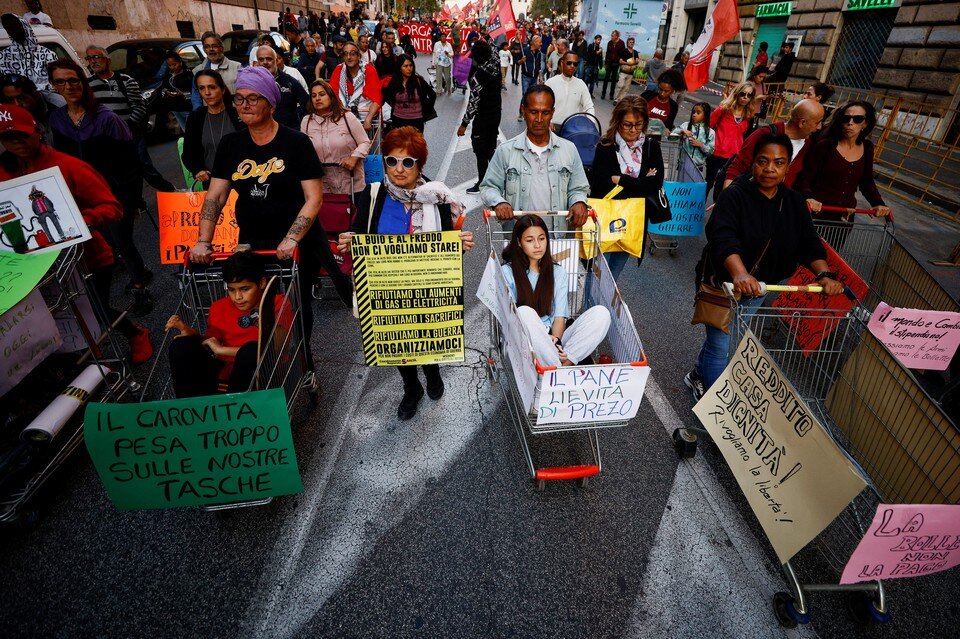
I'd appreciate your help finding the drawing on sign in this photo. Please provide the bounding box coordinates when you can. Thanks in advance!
[867,302,960,371]
[83,388,303,510]
[693,331,867,563]
[841,503,960,584]
[0,167,90,255]
[352,232,465,367]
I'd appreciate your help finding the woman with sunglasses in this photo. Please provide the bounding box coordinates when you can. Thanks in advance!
[706,81,756,195]
[588,96,663,280]
[182,70,245,189]
[336,126,475,421]
[301,78,369,198]
[795,101,891,224]
[382,54,437,133]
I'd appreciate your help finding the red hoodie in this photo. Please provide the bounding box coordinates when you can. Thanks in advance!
[0,145,121,269]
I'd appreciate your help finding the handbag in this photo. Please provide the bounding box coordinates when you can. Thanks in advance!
[581,186,646,258]
[642,138,672,225]
[691,241,770,334]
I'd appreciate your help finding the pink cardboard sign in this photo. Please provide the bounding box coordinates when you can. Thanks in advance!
[867,302,960,371]
[840,504,960,584]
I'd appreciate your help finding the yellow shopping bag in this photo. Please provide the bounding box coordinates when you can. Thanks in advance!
[580,187,647,259]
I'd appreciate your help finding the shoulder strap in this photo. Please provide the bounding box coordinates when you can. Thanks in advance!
[750,240,772,276]
[366,182,381,233]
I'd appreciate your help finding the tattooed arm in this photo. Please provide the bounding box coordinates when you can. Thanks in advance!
[189,177,231,264]
[277,178,323,260]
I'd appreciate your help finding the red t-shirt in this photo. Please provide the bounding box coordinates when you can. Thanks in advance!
[205,294,283,378]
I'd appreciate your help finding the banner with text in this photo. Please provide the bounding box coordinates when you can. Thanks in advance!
[83,388,303,510]
[352,231,464,367]
[579,0,662,57]
[693,331,868,563]
[537,365,649,424]
[0,249,58,315]
[157,190,239,265]
[841,504,960,584]
[771,242,868,354]
[0,288,61,396]
[867,302,960,371]
[648,180,707,237]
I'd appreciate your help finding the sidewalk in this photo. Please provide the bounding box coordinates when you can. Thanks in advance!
[679,82,960,302]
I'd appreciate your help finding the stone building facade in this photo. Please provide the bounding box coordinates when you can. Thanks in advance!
[708,0,960,109]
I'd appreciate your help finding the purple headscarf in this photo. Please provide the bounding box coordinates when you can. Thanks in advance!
[235,66,280,108]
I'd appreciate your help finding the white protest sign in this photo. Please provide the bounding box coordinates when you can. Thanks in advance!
[476,253,539,413]
[867,301,960,371]
[0,288,61,396]
[537,364,649,424]
[693,331,868,564]
[0,166,91,255]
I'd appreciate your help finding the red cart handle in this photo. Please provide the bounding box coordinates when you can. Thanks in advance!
[183,248,300,268]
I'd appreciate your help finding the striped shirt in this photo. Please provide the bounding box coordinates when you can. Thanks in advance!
[88,72,147,129]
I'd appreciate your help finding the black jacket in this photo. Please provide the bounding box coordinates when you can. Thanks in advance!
[698,175,825,286]
[181,105,246,176]
[352,182,454,235]
[382,75,437,121]
[589,137,664,199]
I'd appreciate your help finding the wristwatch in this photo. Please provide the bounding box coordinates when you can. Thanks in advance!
[815,270,837,281]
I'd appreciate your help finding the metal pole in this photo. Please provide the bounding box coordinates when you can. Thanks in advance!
[738,29,746,78]
[207,0,216,32]
[253,0,262,30]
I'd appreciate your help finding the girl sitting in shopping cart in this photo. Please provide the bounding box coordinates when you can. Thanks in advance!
[502,214,611,368]
[165,251,282,398]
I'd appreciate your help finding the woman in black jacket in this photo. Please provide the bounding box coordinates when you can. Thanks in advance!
[382,54,436,133]
[589,95,664,280]
[684,132,844,401]
[181,70,245,189]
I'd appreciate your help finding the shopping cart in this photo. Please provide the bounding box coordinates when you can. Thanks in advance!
[452,53,471,93]
[648,130,685,256]
[674,281,960,628]
[1,245,136,527]
[812,206,894,296]
[483,211,649,490]
[140,250,318,510]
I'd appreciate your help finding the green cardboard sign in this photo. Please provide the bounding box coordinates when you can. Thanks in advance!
[83,388,304,510]
[757,1,792,18]
[0,250,59,315]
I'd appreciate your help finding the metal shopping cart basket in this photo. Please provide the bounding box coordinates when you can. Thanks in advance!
[647,130,689,256]
[673,281,960,628]
[139,249,318,510]
[1,245,136,527]
[482,211,649,490]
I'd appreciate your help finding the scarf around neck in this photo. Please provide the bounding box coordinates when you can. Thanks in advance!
[383,175,465,233]
[615,132,646,178]
[339,64,365,110]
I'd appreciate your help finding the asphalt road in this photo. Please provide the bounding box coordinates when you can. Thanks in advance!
[1,60,958,638]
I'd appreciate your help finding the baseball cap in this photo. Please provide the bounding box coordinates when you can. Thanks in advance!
[0,104,37,136]
[332,35,347,43]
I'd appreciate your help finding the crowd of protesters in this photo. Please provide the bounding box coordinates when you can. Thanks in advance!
[0,5,895,419]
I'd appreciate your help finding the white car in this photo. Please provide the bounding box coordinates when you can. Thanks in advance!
[0,23,83,67]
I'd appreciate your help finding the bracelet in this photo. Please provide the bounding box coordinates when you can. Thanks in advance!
[815,270,837,281]
[196,240,212,247]
[284,236,300,245]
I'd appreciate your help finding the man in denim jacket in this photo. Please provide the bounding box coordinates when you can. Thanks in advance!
[480,85,589,230]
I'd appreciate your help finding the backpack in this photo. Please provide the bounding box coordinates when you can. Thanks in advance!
[711,123,777,202]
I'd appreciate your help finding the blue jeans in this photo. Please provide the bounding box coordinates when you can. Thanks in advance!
[520,74,535,114]
[575,59,585,79]
[695,295,766,388]
[583,66,597,94]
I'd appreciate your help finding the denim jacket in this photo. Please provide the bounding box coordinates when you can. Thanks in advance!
[480,132,589,215]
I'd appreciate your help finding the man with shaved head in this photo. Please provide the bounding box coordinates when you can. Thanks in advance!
[722,98,825,190]
[254,44,308,129]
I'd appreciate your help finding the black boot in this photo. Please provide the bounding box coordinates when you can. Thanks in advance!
[424,366,444,400]
[398,384,424,421]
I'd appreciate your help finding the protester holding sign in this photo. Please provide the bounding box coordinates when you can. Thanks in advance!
[0,104,153,364]
[336,127,474,421]
[502,214,610,367]
[182,70,245,190]
[589,96,663,279]
[685,133,843,400]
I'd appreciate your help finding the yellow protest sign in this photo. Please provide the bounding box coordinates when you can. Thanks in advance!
[693,331,867,564]
[352,231,464,366]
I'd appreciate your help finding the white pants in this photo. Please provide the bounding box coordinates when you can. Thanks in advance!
[517,305,611,367]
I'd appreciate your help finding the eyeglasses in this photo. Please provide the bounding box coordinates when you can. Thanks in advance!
[740,92,754,98]
[232,94,265,106]
[620,121,644,130]
[563,61,577,66]
[384,156,417,169]
[51,78,82,87]
[841,114,867,124]
[84,55,106,61]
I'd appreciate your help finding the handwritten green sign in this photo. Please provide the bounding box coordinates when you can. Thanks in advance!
[83,388,303,510]
[844,0,901,10]
[0,249,59,315]
[757,1,792,18]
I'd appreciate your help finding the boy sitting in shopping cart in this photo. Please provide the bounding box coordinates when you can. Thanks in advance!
[165,252,281,398]
[502,214,612,366]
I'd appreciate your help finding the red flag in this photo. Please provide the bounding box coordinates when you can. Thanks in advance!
[486,0,518,41]
[683,0,741,92]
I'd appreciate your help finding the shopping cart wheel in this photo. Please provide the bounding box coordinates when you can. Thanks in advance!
[846,592,891,626]
[773,592,809,629]
[672,428,697,459]
[669,249,678,257]
[536,479,546,492]
[579,477,589,488]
